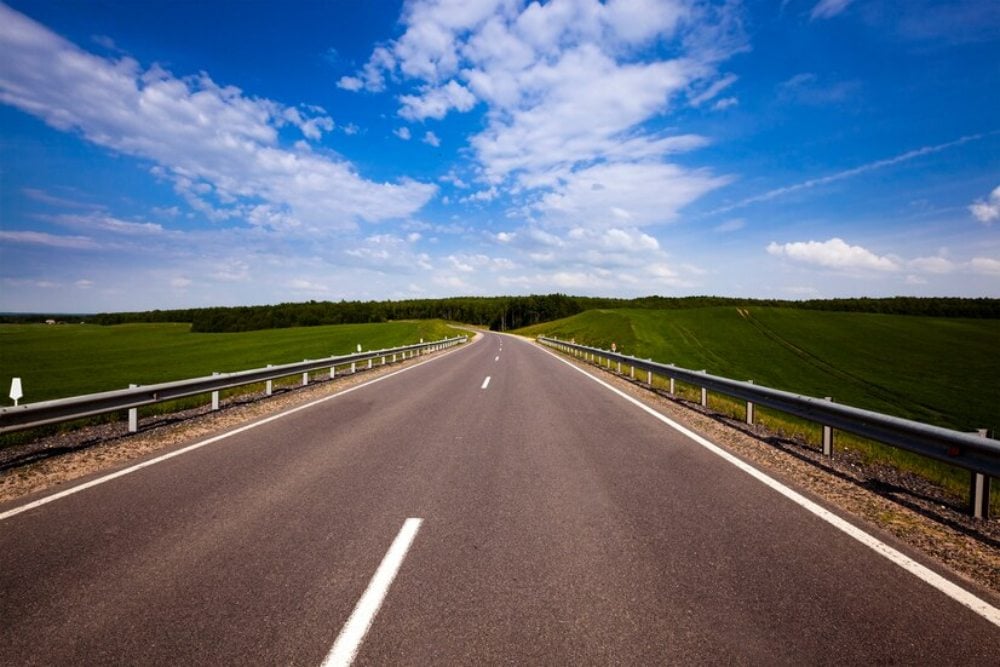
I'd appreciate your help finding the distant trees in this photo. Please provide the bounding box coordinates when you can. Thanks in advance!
[75,295,1000,333]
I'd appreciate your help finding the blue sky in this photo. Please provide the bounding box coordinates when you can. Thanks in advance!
[0,0,997,312]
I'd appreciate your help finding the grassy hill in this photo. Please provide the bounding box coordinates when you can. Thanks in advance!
[0,319,461,405]
[517,307,999,436]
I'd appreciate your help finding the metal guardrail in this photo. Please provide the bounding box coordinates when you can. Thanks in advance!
[0,336,467,434]
[539,336,998,518]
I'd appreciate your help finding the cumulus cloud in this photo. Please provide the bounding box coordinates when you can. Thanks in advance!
[343,0,742,226]
[399,80,476,121]
[487,223,699,293]
[0,4,435,232]
[394,126,412,140]
[422,130,441,147]
[766,238,900,272]
[534,161,729,227]
[969,185,1000,224]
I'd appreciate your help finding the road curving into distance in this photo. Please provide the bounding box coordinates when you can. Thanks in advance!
[1,331,997,664]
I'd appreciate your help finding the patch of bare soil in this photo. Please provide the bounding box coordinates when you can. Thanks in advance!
[558,352,1000,601]
[0,339,477,506]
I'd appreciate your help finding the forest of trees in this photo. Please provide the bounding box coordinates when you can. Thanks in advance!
[4,295,997,331]
[36,295,994,332]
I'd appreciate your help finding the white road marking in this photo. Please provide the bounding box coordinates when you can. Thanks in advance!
[494,355,499,362]
[322,518,422,667]
[537,344,1000,629]
[481,376,491,389]
[0,342,474,523]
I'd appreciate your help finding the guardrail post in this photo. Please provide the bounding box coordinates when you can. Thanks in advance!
[630,364,635,379]
[647,364,652,385]
[211,373,220,410]
[701,385,708,407]
[351,361,356,373]
[367,358,373,369]
[822,397,834,456]
[669,376,675,395]
[128,384,138,433]
[330,364,336,380]
[266,365,273,396]
[392,353,397,363]
[972,429,991,519]
[617,360,622,374]
[382,355,386,366]
[746,380,755,425]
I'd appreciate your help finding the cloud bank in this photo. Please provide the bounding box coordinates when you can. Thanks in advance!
[0,3,436,232]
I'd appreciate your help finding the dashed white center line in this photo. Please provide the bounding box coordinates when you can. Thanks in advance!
[322,518,423,667]
[481,376,491,389]
[494,355,499,362]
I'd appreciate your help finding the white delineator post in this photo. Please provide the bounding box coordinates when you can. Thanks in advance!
[266,365,273,396]
[211,372,220,411]
[746,380,755,425]
[822,397,834,456]
[128,384,138,433]
[9,377,23,406]
[972,429,991,520]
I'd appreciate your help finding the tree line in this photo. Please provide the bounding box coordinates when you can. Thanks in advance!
[4,295,997,331]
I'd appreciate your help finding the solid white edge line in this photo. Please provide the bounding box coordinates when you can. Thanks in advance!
[0,342,473,523]
[481,376,491,390]
[536,343,1000,629]
[322,518,422,667]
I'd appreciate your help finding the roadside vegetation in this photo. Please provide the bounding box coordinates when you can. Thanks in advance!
[0,319,460,404]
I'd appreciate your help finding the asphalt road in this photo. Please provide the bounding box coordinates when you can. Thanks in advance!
[1,332,998,665]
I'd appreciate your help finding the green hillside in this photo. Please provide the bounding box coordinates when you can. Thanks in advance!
[517,307,999,435]
[0,319,461,405]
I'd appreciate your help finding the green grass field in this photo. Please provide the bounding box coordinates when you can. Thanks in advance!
[517,307,999,434]
[0,319,461,405]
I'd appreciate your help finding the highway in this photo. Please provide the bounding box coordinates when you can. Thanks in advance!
[1,332,998,665]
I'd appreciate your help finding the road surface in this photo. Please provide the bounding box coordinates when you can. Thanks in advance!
[1,332,997,665]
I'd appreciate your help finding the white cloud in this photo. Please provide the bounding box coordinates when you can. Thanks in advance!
[53,213,164,236]
[344,0,739,227]
[908,256,956,274]
[422,130,441,147]
[394,126,412,140]
[766,238,900,272]
[713,96,738,111]
[811,0,854,20]
[969,257,1000,276]
[534,161,729,227]
[689,73,737,107]
[714,218,745,233]
[0,230,100,249]
[462,186,499,203]
[336,76,364,92]
[969,185,1000,224]
[0,4,436,232]
[399,80,476,121]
